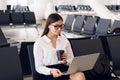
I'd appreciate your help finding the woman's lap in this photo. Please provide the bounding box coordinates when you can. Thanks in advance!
[45,64,70,80]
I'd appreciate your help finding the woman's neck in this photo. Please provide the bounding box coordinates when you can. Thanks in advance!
[47,33,58,40]
[47,33,58,48]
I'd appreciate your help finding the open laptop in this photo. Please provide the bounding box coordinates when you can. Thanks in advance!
[64,53,100,74]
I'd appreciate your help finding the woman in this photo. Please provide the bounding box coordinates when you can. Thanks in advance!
[34,13,86,80]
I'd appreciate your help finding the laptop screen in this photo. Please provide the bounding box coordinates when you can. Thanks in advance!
[67,53,100,74]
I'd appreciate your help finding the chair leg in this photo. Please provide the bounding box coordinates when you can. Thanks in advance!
[35,23,42,35]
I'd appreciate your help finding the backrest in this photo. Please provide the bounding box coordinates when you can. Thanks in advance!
[68,38,104,56]
[0,43,10,48]
[0,28,8,45]
[105,35,120,72]
[68,37,111,80]
[23,12,36,25]
[0,10,3,13]
[0,46,23,80]
[112,20,120,28]
[0,11,10,26]
[72,15,84,33]
[11,12,24,25]
[63,14,75,31]
[83,17,97,35]
[110,20,120,34]
[95,18,111,35]
[27,45,45,80]
[19,42,34,76]
[7,5,11,10]
[57,5,75,12]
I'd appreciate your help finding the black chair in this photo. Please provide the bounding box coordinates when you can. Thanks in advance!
[86,5,92,11]
[99,34,113,61]
[19,42,34,76]
[0,11,10,26]
[0,10,3,13]
[110,20,120,34]
[0,28,8,45]
[105,35,120,76]
[0,27,19,45]
[23,12,36,26]
[76,5,84,11]
[83,17,97,35]
[23,12,40,33]
[94,16,100,24]
[68,38,104,56]
[95,18,111,36]
[68,37,118,80]
[0,46,23,80]
[10,12,24,27]
[106,5,113,10]
[0,43,10,48]
[72,15,84,34]
[7,5,11,10]
[57,5,75,12]
[27,44,46,80]
[63,14,75,32]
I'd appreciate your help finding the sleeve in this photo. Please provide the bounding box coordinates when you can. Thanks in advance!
[65,39,74,65]
[33,41,51,75]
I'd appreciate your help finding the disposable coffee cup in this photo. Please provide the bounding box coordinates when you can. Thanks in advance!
[57,50,64,63]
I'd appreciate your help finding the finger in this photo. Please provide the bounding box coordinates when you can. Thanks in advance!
[62,53,66,56]
[57,69,63,74]
[62,57,66,59]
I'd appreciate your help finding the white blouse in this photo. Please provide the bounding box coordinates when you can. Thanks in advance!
[34,35,74,75]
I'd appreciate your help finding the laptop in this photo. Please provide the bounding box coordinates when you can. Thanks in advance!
[64,53,100,74]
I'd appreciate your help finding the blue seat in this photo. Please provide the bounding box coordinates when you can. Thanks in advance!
[63,14,75,32]
[72,15,84,34]
[83,17,97,35]
[95,18,111,36]
[110,20,120,34]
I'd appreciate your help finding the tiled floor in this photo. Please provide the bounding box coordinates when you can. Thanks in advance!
[24,77,32,80]
[1,21,85,44]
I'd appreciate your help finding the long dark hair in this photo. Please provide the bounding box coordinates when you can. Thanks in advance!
[41,13,63,37]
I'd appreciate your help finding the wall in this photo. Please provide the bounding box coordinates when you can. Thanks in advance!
[33,0,54,22]
[0,0,7,10]
[33,0,119,22]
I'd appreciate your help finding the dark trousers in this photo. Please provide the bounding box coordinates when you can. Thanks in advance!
[41,64,70,80]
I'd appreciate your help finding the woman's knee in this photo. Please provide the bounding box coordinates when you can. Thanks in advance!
[70,72,86,80]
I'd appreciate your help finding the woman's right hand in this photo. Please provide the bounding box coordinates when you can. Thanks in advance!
[50,68,63,78]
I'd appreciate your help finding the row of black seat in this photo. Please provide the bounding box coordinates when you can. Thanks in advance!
[55,5,120,12]
[69,34,120,80]
[0,10,37,27]
[106,5,120,11]
[63,14,120,36]
[21,34,120,80]
[55,5,92,12]
[1,33,120,80]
